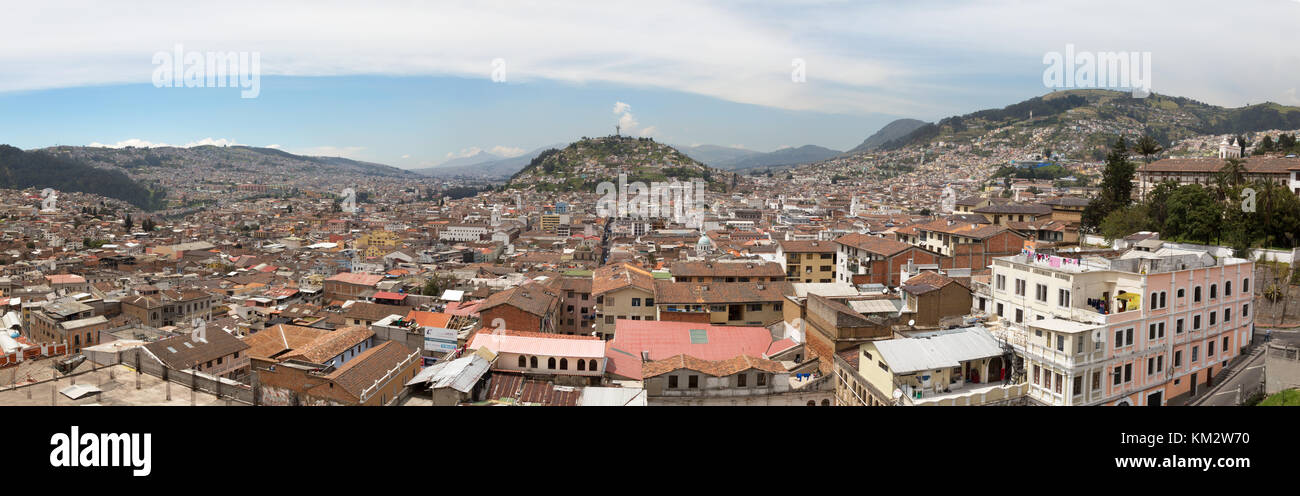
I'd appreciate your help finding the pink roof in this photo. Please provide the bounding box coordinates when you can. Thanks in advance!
[766,338,798,356]
[46,274,87,284]
[470,332,605,359]
[373,291,408,300]
[604,320,777,380]
[325,272,385,286]
[443,300,481,317]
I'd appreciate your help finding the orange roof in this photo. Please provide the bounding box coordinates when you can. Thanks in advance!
[405,310,453,329]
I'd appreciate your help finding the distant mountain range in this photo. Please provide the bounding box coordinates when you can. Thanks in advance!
[844,118,928,155]
[414,144,563,178]
[39,144,418,178]
[678,143,841,170]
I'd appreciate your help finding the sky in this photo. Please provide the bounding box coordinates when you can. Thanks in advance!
[1,0,1298,169]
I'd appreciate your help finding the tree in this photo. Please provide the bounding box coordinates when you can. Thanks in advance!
[1134,135,1163,163]
[1234,134,1252,157]
[124,213,133,232]
[1259,135,1275,153]
[1143,180,1180,232]
[1082,137,1135,230]
[1164,184,1222,244]
[1218,158,1247,189]
[1099,204,1150,242]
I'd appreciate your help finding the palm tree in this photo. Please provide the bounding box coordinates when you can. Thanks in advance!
[1219,158,1248,189]
[1135,135,1164,163]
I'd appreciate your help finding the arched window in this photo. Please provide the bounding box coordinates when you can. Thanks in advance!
[560,358,568,370]
[530,356,538,368]
[548,357,556,369]
[518,355,527,368]
[1225,281,1231,296]
[1210,284,1217,299]
[807,400,816,406]
[588,359,598,371]
[577,359,586,371]
[821,399,830,406]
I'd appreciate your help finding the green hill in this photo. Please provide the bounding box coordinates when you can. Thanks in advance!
[0,145,167,210]
[506,136,740,192]
[874,90,1300,159]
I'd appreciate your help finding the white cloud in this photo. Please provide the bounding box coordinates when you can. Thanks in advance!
[445,147,483,159]
[489,145,525,157]
[3,1,1299,115]
[613,101,655,136]
[88,137,241,148]
[400,154,411,159]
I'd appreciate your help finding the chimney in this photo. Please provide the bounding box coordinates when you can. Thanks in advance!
[640,351,650,361]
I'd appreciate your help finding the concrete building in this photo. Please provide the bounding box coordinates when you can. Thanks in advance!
[985,244,1254,405]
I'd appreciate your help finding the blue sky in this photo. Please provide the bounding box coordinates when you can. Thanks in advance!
[2,0,1298,169]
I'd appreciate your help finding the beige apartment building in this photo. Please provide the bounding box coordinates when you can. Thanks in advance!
[592,263,658,340]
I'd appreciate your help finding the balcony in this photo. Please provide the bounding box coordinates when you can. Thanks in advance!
[901,381,1030,406]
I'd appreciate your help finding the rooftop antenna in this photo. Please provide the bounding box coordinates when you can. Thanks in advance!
[616,124,621,137]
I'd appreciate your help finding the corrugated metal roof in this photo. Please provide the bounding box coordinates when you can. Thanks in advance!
[407,354,490,393]
[873,326,1003,374]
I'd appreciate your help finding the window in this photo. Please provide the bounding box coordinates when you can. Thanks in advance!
[560,358,568,370]
[748,303,763,311]
[1113,366,1122,385]
[1124,363,1132,382]
[588,359,598,371]
[1243,278,1250,292]
[1036,284,1048,302]
[1033,365,1040,384]
[737,373,747,387]
[1092,371,1101,391]
[1243,304,1250,318]
[1126,328,1134,346]
[688,375,699,388]
[1150,292,1158,310]
[1157,355,1164,373]
[1015,279,1026,296]
[530,356,538,368]
[645,298,654,306]
[1160,292,1167,308]
[669,376,678,388]
[577,359,586,371]
[1194,287,1202,302]
[1176,318,1184,334]
[757,373,768,386]
[1174,350,1182,367]
[1208,341,1215,357]
[1058,288,1071,307]
[996,303,1004,317]
[1192,346,1199,362]
[1225,308,1232,322]
[518,355,527,368]
[548,357,556,369]
[1193,315,1201,330]
[631,298,641,307]
[1225,281,1231,296]
[1015,309,1023,323]
[996,275,1006,291]
[1114,330,1124,349]
[1210,284,1217,299]
[1073,376,1083,396]
[1209,311,1216,326]
[1054,373,1063,394]
[1147,357,1154,375]
[1177,288,1185,299]
[1056,335,1064,352]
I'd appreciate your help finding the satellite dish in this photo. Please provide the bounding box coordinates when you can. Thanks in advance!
[908,319,915,327]
[892,389,903,400]
[881,287,889,294]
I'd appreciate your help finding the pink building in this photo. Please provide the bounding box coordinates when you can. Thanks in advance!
[984,245,1253,405]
